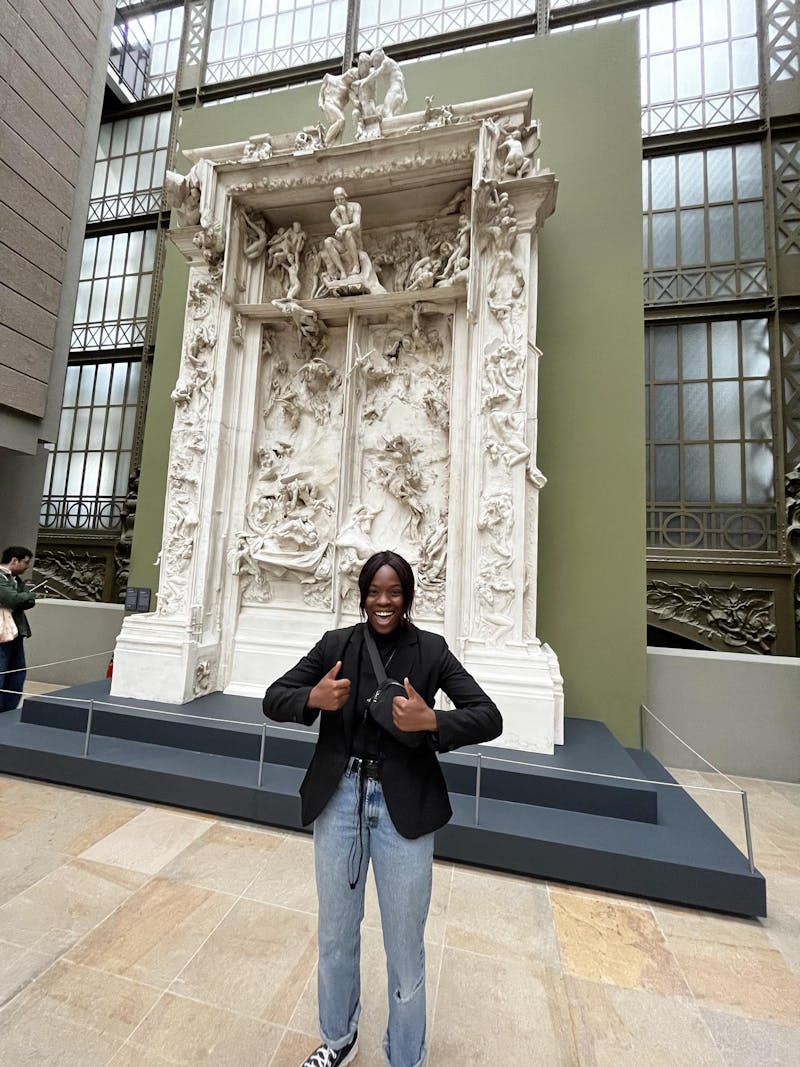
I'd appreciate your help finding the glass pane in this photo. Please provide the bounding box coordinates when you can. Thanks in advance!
[99,453,118,497]
[738,201,764,259]
[714,443,742,502]
[745,443,774,503]
[707,147,733,201]
[649,53,676,104]
[676,46,702,97]
[51,453,68,497]
[653,327,678,380]
[67,456,86,496]
[651,155,676,210]
[709,205,735,261]
[678,152,704,205]
[682,323,708,379]
[702,0,730,41]
[77,366,96,406]
[675,0,702,47]
[684,443,710,500]
[704,41,730,95]
[743,380,772,440]
[104,406,123,449]
[679,208,705,263]
[88,408,106,450]
[741,319,770,376]
[735,142,762,199]
[655,445,680,501]
[713,381,741,439]
[110,363,130,404]
[72,408,90,450]
[57,409,75,450]
[62,366,79,406]
[654,384,679,440]
[683,382,709,439]
[731,36,757,88]
[652,212,677,267]
[711,321,739,376]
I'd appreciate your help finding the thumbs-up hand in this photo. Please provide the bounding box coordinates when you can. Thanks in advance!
[308,661,351,711]
[392,677,437,732]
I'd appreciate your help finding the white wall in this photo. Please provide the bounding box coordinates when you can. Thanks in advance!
[25,600,126,685]
[647,647,800,783]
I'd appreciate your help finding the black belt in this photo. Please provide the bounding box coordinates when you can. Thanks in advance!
[348,756,382,780]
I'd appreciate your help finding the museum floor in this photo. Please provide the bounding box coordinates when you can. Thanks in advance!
[0,765,798,1065]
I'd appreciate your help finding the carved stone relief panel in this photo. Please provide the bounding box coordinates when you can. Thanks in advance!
[339,307,454,617]
[237,321,347,610]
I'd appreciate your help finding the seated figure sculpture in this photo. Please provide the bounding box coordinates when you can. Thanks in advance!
[320,187,385,295]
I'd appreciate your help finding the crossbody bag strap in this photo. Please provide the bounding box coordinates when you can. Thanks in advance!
[361,624,387,685]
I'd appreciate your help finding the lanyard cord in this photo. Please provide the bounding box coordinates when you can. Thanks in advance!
[348,768,368,890]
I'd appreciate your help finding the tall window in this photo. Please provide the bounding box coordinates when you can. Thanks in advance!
[90,112,171,223]
[41,362,141,531]
[357,0,535,51]
[72,230,158,351]
[643,143,767,304]
[205,0,346,84]
[646,319,776,553]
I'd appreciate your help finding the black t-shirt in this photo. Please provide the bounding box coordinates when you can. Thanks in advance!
[350,624,401,758]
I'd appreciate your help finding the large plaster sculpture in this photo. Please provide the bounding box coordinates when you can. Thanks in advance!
[112,59,564,752]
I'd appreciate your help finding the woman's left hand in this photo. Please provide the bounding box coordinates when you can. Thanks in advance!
[392,678,437,732]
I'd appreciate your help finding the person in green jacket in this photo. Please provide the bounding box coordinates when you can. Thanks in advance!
[0,546,36,712]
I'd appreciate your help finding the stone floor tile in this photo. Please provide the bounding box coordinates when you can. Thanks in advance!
[170,896,317,1025]
[67,876,235,988]
[269,1028,328,1067]
[78,806,214,874]
[565,975,725,1066]
[701,1006,800,1066]
[160,821,284,894]
[550,888,690,996]
[243,832,318,913]
[429,947,577,1065]
[762,872,800,973]
[0,1006,123,1066]
[0,794,57,841]
[0,838,69,907]
[1,958,159,1048]
[125,991,283,1064]
[444,863,559,967]
[0,939,53,1008]
[667,934,800,1026]
[0,857,146,957]
[651,900,771,951]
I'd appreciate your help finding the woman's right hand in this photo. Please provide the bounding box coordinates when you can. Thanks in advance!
[308,661,351,711]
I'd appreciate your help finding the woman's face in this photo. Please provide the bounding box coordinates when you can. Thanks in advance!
[364,564,405,634]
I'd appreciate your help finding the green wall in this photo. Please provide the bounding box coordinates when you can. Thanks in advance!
[131,23,646,745]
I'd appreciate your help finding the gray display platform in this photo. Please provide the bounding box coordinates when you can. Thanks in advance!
[0,681,766,917]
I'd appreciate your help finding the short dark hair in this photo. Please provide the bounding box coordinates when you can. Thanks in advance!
[358,550,415,624]
[1,546,33,564]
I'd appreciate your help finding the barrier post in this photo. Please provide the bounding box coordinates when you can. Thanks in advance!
[741,790,755,873]
[83,700,94,756]
[474,751,482,825]
[257,723,267,787]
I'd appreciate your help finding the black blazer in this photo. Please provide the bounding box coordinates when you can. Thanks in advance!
[263,623,502,838]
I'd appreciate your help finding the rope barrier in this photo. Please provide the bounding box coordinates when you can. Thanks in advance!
[0,680,746,797]
[0,649,115,675]
[640,702,744,793]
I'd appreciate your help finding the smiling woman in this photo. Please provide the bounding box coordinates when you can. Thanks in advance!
[263,550,502,1067]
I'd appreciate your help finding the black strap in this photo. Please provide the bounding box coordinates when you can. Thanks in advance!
[362,624,387,685]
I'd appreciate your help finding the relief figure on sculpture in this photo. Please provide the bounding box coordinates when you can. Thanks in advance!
[318,187,385,296]
[339,313,452,616]
[237,324,346,607]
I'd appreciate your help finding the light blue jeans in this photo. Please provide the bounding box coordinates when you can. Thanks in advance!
[314,768,433,1067]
